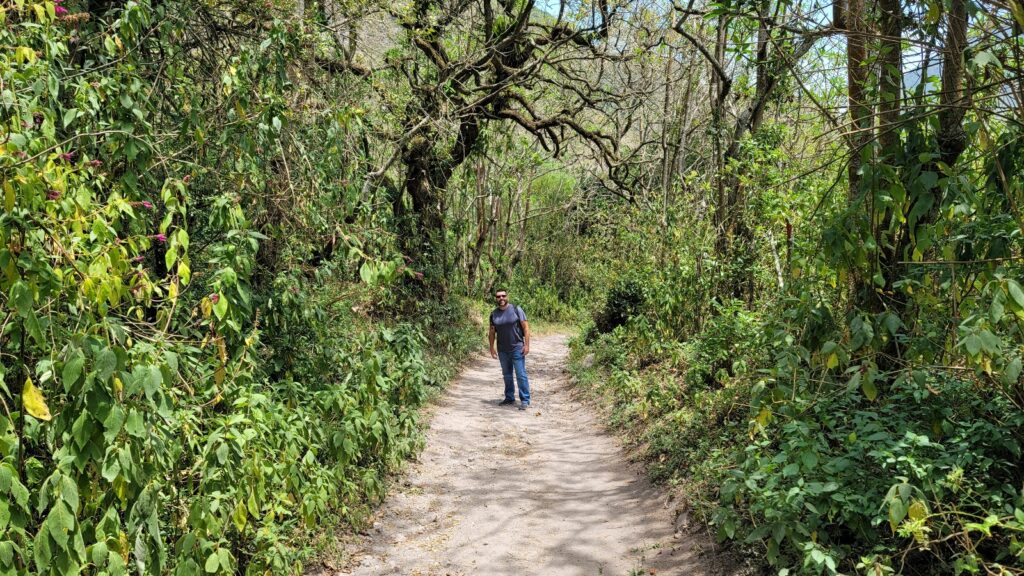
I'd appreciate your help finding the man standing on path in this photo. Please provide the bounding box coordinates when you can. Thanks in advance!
[488,289,531,410]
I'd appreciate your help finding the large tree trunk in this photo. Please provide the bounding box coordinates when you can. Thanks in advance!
[846,0,871,197]
[938,0,969,165]
[877,0,902,156]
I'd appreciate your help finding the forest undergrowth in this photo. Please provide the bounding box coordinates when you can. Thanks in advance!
[0,2,480,574]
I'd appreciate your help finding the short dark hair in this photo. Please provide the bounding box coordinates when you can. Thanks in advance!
[494,288,508,295]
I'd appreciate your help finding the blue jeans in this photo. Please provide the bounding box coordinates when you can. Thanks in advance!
[497,348,530,404]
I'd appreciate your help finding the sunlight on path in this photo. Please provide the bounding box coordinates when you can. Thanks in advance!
[337,334,715,576]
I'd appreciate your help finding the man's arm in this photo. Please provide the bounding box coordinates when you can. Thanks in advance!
[521,321,530,355]
[488,325,497,358]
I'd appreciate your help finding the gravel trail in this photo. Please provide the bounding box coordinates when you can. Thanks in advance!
[337,333,719,576]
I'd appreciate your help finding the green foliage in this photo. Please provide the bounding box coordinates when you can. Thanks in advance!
[592,278,646,335]
[0,2,476,574]
[565,102,1024,575]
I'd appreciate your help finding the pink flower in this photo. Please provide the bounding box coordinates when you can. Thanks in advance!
[210,294,220,304]
[59,151,75,162]
[413,271,424,280]
[132,255,145,262]
[182,175,191,184]
[47,190,61,200]
[88,159,102,168]
[142,201,153,209]
[153,233,167,243]
[55,5,68,14]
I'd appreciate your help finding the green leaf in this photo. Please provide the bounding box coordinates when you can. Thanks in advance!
[62,353,85,390]
[978,330,1001,354]
[213,293,228,320]
[991,292,1006,322]
[9,281,32,317]
[165,246,178,270]
[963,334,982,357]
[1004,357,1022,386]
[143,365,162,400]
[91,541,109,567]
[125,410,145,438]
[62,108,79,128]
[1008,280,1024,308]
[232,500,247,532]
[46,503,74,548]
[10,477,29,508]
[33,523,52,572]
[918,171,938,190]
[96,348,117,382]
[973,50,1000,68]
[103,405,126,441]
[204,551,219,573]
[24,311,44,346]
[889,497,908,532]
[0,540,13,566]
[217,549,231,572]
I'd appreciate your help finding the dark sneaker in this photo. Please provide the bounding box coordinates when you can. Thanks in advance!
[499,398,515,406]
[518,402,530,411]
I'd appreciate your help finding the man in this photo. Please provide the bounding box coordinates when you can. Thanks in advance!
[488,289,531,410]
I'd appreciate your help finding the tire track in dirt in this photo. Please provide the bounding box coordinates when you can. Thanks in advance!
[335,333,723,576]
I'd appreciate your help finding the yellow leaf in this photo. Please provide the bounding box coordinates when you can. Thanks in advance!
[178,262,191,286]
[22,377,52,421]
[754,407,772,427]
[862,378,879,401]
[908,500,928,521]
[826,352,839,370]
[214,364,225,385]
[200,296,212,318]
[3,180,14,211]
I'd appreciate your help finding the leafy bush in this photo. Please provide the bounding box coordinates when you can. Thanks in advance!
[593,278,646,335]
[0,3,476,574]
[720,369,1024,575]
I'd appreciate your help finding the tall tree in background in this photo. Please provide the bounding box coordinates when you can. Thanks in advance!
[331,0,652,285]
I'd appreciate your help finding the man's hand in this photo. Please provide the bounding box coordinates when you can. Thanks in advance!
[490,348,497,359]
[523,344,530,356]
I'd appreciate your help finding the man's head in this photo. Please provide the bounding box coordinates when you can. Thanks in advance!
[494,289,509,309]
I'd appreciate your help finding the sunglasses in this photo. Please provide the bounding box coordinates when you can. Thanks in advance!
[494,294,508,299]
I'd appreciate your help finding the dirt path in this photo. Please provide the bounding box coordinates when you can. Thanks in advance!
[337,333,719,576]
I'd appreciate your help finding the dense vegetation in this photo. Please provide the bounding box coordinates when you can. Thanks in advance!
[0,1,479,573]
[2,0,1023,574]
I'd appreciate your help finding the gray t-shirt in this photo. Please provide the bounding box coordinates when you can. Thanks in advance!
[490,305,527,352]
